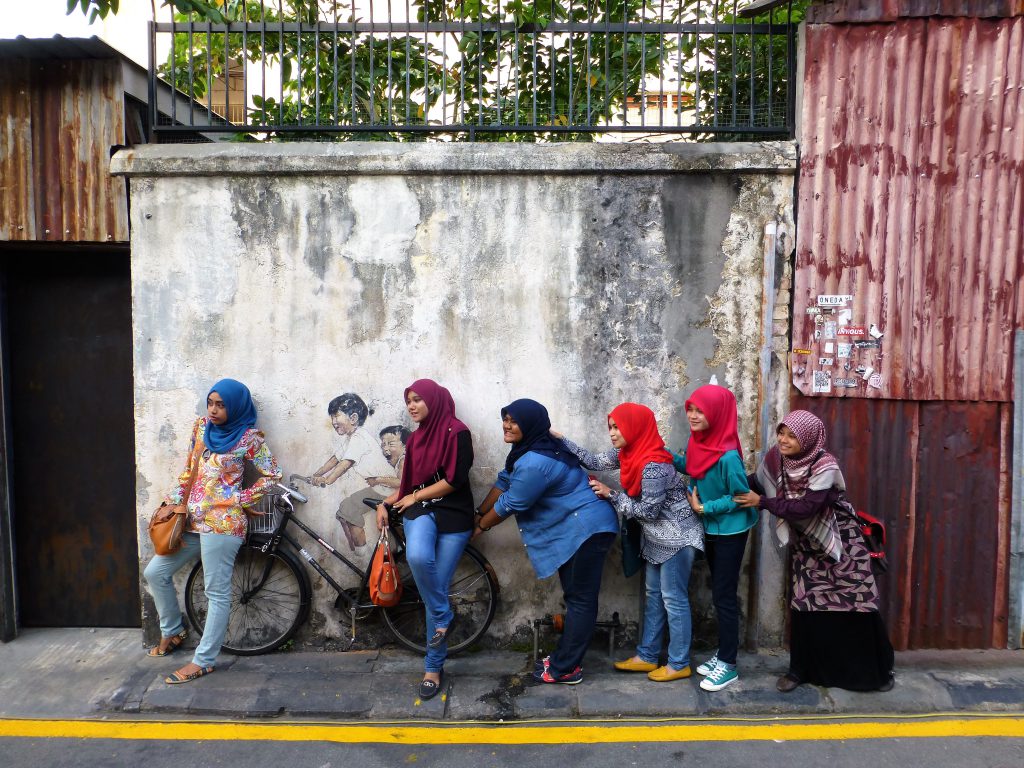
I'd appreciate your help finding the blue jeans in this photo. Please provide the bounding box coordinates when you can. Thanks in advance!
[548,531,616,677]
[403,513,471,673]
[636,546,697,670]
[142,531,243,669]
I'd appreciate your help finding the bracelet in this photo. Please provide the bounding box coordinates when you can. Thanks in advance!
[477,522,491,532]
[413,490,420,502]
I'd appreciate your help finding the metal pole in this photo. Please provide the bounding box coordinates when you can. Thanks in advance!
[1009,329,1024,649]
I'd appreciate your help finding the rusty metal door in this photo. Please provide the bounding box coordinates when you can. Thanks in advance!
[2,249,139,627]
[791,394,1011,649]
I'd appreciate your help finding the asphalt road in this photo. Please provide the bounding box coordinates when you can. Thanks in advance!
[2,718,1023,768]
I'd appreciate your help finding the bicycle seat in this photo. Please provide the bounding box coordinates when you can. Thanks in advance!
[362,497,392,510]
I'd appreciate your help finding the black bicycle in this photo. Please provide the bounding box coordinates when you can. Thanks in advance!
[184,479,499,656]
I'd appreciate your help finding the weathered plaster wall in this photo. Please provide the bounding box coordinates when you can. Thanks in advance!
[113,142,796,650]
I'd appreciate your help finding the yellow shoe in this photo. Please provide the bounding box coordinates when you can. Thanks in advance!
[648,665,692,682]
[613,657,658,673]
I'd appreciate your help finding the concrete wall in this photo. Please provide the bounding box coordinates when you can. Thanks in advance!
[112,142,796,650]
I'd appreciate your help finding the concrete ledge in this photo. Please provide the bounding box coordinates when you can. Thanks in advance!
[110,141,797,177]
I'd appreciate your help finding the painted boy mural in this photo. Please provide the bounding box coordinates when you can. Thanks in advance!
[307,393,396,550]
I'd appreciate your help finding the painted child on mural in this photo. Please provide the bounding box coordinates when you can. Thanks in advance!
[307,393,397,550]
[363,425,410,492]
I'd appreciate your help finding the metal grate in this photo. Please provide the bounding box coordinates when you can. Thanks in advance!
[148,1,798,140]
[247,495,284,538]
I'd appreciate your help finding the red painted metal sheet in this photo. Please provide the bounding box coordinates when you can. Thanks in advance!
[0,57,128,243]
[807,1,1024,23]
[791,393,1011,648]
[792,17,1024,402]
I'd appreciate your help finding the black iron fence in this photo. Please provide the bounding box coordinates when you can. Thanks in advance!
[148,1,799,140]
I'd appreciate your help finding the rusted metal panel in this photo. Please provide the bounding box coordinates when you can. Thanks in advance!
[792,17,1024,402]
[0,57,128,243]
[910,402,1009,648]
[791,393,1011,648]
[807,0,1024,23]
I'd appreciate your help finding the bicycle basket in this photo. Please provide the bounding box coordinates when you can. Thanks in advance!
[246,493,284,542]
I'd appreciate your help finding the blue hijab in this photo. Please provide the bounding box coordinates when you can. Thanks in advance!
[204,379,258,453]
[502,399,580,473]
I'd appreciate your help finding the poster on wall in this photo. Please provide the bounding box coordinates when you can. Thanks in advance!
[792,292,886,399]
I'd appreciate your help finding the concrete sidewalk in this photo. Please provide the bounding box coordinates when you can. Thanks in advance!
[1,628,1022,721]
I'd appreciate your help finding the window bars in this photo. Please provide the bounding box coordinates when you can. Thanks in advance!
[148,0,797,140]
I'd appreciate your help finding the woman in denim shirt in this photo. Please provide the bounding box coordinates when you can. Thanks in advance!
[475,399,618,685]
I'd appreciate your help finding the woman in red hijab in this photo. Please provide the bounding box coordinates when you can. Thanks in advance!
[375,379,475,700]
[556,403,704,682]
[670,384,755,692]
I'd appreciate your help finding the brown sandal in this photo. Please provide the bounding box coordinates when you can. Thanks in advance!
[147,628,189,657]
[165,665,214,685]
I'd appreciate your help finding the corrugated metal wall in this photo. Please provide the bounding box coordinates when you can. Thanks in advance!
[794,16,1024,402]
[792,14,1022,648]
[791,395,1012,649]
[0,58,128,243]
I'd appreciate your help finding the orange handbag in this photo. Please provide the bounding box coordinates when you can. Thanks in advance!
[148,433,204,556]
[369,528,403,607]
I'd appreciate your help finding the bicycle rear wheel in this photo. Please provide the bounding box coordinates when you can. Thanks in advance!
[381,545,497,655]
[185,545,311,656]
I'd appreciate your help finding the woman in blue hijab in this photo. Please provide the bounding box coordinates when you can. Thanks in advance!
[143,379,282,684]
[473,399,618,685]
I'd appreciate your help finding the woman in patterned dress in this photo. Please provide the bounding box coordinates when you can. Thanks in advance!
[143,379,282,684]
[555,403,704,682]
[734,410,894,692]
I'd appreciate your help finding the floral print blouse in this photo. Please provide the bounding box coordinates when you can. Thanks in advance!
[166,417,282,539]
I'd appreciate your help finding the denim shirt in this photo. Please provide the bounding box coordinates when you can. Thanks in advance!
[493,451,619,579]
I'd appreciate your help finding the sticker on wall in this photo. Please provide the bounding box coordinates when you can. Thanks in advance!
[812,370,833,393]
[869,323,884,340]
[853,339,881,350]
[824,321,837,339]
[837,325,867,337]
[868,372,883,390]
[855,365,874,381]
[837,308,853,325]
[837,342,852,359]
[818,357,834,367]
[835,377,859,388]
[793,348,813,356]
[824,342,835,354]
[806,306,822,316]
[817,294,853,307]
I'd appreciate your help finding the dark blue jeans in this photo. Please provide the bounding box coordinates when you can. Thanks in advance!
[548,531,616,677]
[704,530,750,666]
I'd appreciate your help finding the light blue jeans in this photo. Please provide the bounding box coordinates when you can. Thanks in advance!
[636,545,697,670]
[142,531,243,669]
[403,513,471,673]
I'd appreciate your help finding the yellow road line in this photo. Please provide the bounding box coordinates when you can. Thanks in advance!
[0,718,1022,744]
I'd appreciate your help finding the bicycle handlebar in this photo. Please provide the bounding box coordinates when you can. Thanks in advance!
[276,482,308,504]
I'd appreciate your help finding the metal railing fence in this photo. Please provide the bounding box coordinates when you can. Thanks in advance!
[148,0,798,140]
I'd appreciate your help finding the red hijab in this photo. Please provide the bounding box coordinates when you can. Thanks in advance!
[684,384,742,480]
[610,403,673,497]
[398,379,469,497]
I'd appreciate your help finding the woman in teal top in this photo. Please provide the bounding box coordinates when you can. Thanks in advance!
[671,384,753,693]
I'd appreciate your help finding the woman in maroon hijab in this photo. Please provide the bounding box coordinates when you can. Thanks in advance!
[375,379,475,700]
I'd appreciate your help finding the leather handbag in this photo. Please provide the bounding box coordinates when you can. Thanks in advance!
[148,432,205,556]
[369,527,403,607]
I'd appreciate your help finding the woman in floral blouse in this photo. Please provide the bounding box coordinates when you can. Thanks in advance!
[143,379,281,684]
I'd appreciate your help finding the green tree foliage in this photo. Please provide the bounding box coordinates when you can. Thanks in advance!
[683,1,809,136]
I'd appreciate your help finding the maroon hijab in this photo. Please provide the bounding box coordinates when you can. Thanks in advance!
[398,379,469,497]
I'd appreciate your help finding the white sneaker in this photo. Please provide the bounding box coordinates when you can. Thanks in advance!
[699,662,739,692]
[696,653,719,677]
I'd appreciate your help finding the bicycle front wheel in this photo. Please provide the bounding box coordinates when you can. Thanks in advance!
[382,545,498,655]
[185,545,311,656]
